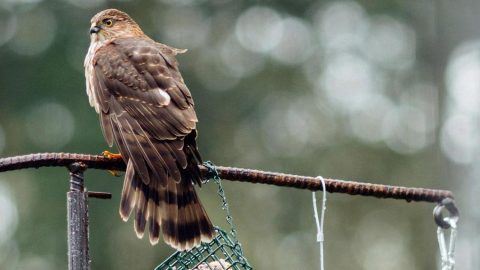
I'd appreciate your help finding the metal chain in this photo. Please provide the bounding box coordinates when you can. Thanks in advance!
[203,161,245,255]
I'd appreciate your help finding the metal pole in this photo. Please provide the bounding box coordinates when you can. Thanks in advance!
[67,162,89,270]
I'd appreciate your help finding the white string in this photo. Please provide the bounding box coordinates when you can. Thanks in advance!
[437,217,457,270]
[312,176,327,270]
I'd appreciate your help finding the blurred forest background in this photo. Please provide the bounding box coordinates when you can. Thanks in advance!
[0,0,479,269]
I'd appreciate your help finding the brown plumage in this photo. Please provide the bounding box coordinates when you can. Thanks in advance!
[84,8,215,250]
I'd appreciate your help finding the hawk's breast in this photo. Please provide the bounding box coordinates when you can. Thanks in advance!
[84,40,109,113]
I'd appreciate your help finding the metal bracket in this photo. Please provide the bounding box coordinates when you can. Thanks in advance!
[66,162,111,270]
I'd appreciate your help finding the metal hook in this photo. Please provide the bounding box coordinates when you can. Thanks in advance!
[433,197,459,229]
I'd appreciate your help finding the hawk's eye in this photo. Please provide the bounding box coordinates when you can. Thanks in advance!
[103,19,113,27]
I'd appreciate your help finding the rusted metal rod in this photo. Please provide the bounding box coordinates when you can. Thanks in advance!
[0,153,454,203]
[211,166,454,203]
[0,153,125,172]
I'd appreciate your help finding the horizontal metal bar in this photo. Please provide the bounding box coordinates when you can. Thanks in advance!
[0,153,454,203]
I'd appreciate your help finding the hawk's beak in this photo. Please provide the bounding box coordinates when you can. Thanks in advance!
[90,26,101,34]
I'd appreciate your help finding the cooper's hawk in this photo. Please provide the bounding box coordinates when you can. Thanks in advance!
[84,9,215,250]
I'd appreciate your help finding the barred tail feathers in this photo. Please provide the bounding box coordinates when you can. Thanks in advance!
[119,160,215,250]
[161,178,215,250]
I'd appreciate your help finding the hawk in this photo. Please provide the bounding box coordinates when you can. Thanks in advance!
[84,9,215,250]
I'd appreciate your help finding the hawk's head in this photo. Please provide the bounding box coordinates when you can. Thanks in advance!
[89,9,144,42]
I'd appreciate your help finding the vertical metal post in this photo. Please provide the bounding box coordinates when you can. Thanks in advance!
[67,162,90,270]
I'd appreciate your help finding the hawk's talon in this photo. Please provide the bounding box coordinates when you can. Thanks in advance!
[102,150,122,160]
[102,151,122,177]
[108,170,121,177]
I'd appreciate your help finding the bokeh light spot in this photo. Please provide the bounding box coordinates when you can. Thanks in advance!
[314,1,368,51]
[0,0,43,7]
[235,6,283,53]
[440,114,479,164]
[446,41,480,115]
[0,182,18,246]
[318,53,379,113]
[8,8,56,56]
[25,102,75,150]
[154,7,211,49]
[63,0,105,9]
[366,16,416,70]
[220,34,265,79]
[157,0,204,6]
[261,95,336,157]
[194,48,240,91]
[442,40,480,164]
[353,210,415,270]
[16,256,53,270]
[0,8,17,47]
[349,94,393,144]
[382,105,432,155]
[270,17,314,65]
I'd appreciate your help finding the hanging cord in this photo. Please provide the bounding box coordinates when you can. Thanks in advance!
[203,161,248,259]
[312,176,327,270]
[433,198,459,270]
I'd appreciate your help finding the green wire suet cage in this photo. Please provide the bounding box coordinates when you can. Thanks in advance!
[155,227,252,270]
[155,162,253,270]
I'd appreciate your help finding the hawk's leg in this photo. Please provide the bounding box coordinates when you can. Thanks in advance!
[102,150,123,177]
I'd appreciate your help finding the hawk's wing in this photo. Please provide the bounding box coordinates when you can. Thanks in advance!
[93,37,198,184]
[88,37,213,250]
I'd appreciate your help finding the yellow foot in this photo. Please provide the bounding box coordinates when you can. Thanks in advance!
[102,151,122,177]
[102,150,122,159]
[108,170,121,177]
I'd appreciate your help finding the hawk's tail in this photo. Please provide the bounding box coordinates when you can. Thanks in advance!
[119,159,215,251]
